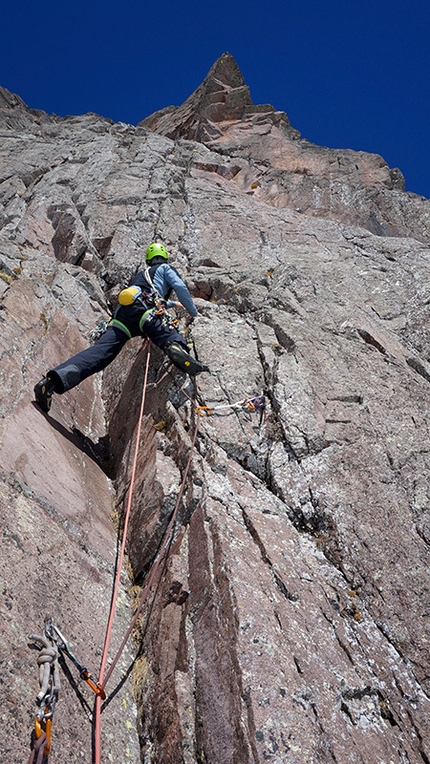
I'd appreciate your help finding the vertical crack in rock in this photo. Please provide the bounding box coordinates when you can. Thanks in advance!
[241,505,299,604]
[189,512,253,764]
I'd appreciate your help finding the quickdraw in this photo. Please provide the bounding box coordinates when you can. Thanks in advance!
[29,617,106,761]
[162,310,180,329]
[151,302,180,330]
[46,618,106,699]
[195,395,266,417]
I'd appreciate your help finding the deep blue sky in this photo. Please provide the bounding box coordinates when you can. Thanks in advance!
[1,0,429,198]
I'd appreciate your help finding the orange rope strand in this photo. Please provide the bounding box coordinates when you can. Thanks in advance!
[93,343,200,764]
[103,416,200,687]
[93,341,151,764]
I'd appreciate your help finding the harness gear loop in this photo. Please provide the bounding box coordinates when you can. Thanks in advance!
[89,319,110,344]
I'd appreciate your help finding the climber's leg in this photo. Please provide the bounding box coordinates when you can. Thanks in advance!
[34,325,129,411]
[142,314,209,376]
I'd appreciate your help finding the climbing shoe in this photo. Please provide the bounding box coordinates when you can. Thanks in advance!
[165,343,209,376]
[34,375,56,412]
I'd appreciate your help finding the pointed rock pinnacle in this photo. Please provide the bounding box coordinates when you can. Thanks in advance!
[139,52,255,142]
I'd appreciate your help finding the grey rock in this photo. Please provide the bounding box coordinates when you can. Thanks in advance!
[0,55,429,764]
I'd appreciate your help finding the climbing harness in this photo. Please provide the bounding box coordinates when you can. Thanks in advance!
[115,268,182,339]
[89,267,168,346]
[89,301,178,346]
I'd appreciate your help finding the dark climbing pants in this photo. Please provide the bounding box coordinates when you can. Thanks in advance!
[50,314,188,393]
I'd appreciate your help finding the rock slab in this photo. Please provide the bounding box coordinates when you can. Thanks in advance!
[0,54,429,763]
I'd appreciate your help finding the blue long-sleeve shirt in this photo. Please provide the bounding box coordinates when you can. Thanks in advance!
[132,263,198,317]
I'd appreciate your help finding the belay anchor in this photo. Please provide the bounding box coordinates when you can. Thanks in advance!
[28,617,106,762]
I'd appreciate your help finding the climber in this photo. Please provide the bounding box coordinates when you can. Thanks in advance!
[34,243,208,413]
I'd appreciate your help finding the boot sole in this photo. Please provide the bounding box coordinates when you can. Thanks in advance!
[34,381,52,412]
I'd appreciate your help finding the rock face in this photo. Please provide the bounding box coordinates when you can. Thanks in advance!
[1,53,429,764]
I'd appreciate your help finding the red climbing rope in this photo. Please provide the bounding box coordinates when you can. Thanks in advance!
[28,730,48,764]
[103,415,200,688]
[93,339,203,763]
[94,340,151,764]
[94,385,200,763]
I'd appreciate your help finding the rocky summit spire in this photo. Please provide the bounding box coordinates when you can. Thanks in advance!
[140,52,268,143]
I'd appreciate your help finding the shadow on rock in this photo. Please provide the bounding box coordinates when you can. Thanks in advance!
[31,402,112,476]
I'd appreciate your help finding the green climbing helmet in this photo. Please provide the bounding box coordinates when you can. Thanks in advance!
[145,242,168,262]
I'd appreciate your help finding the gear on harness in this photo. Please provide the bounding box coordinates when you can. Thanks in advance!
[122,268,186,338]
[89,319,110,344]
[164,342,209,376]
[119,282,160,309]
[90,275,167,346]
[117,268,168,319]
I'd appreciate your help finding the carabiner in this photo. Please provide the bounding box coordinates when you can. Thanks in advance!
[35,712,52,754]
[195,405,213,417]
[81,670,106,700]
